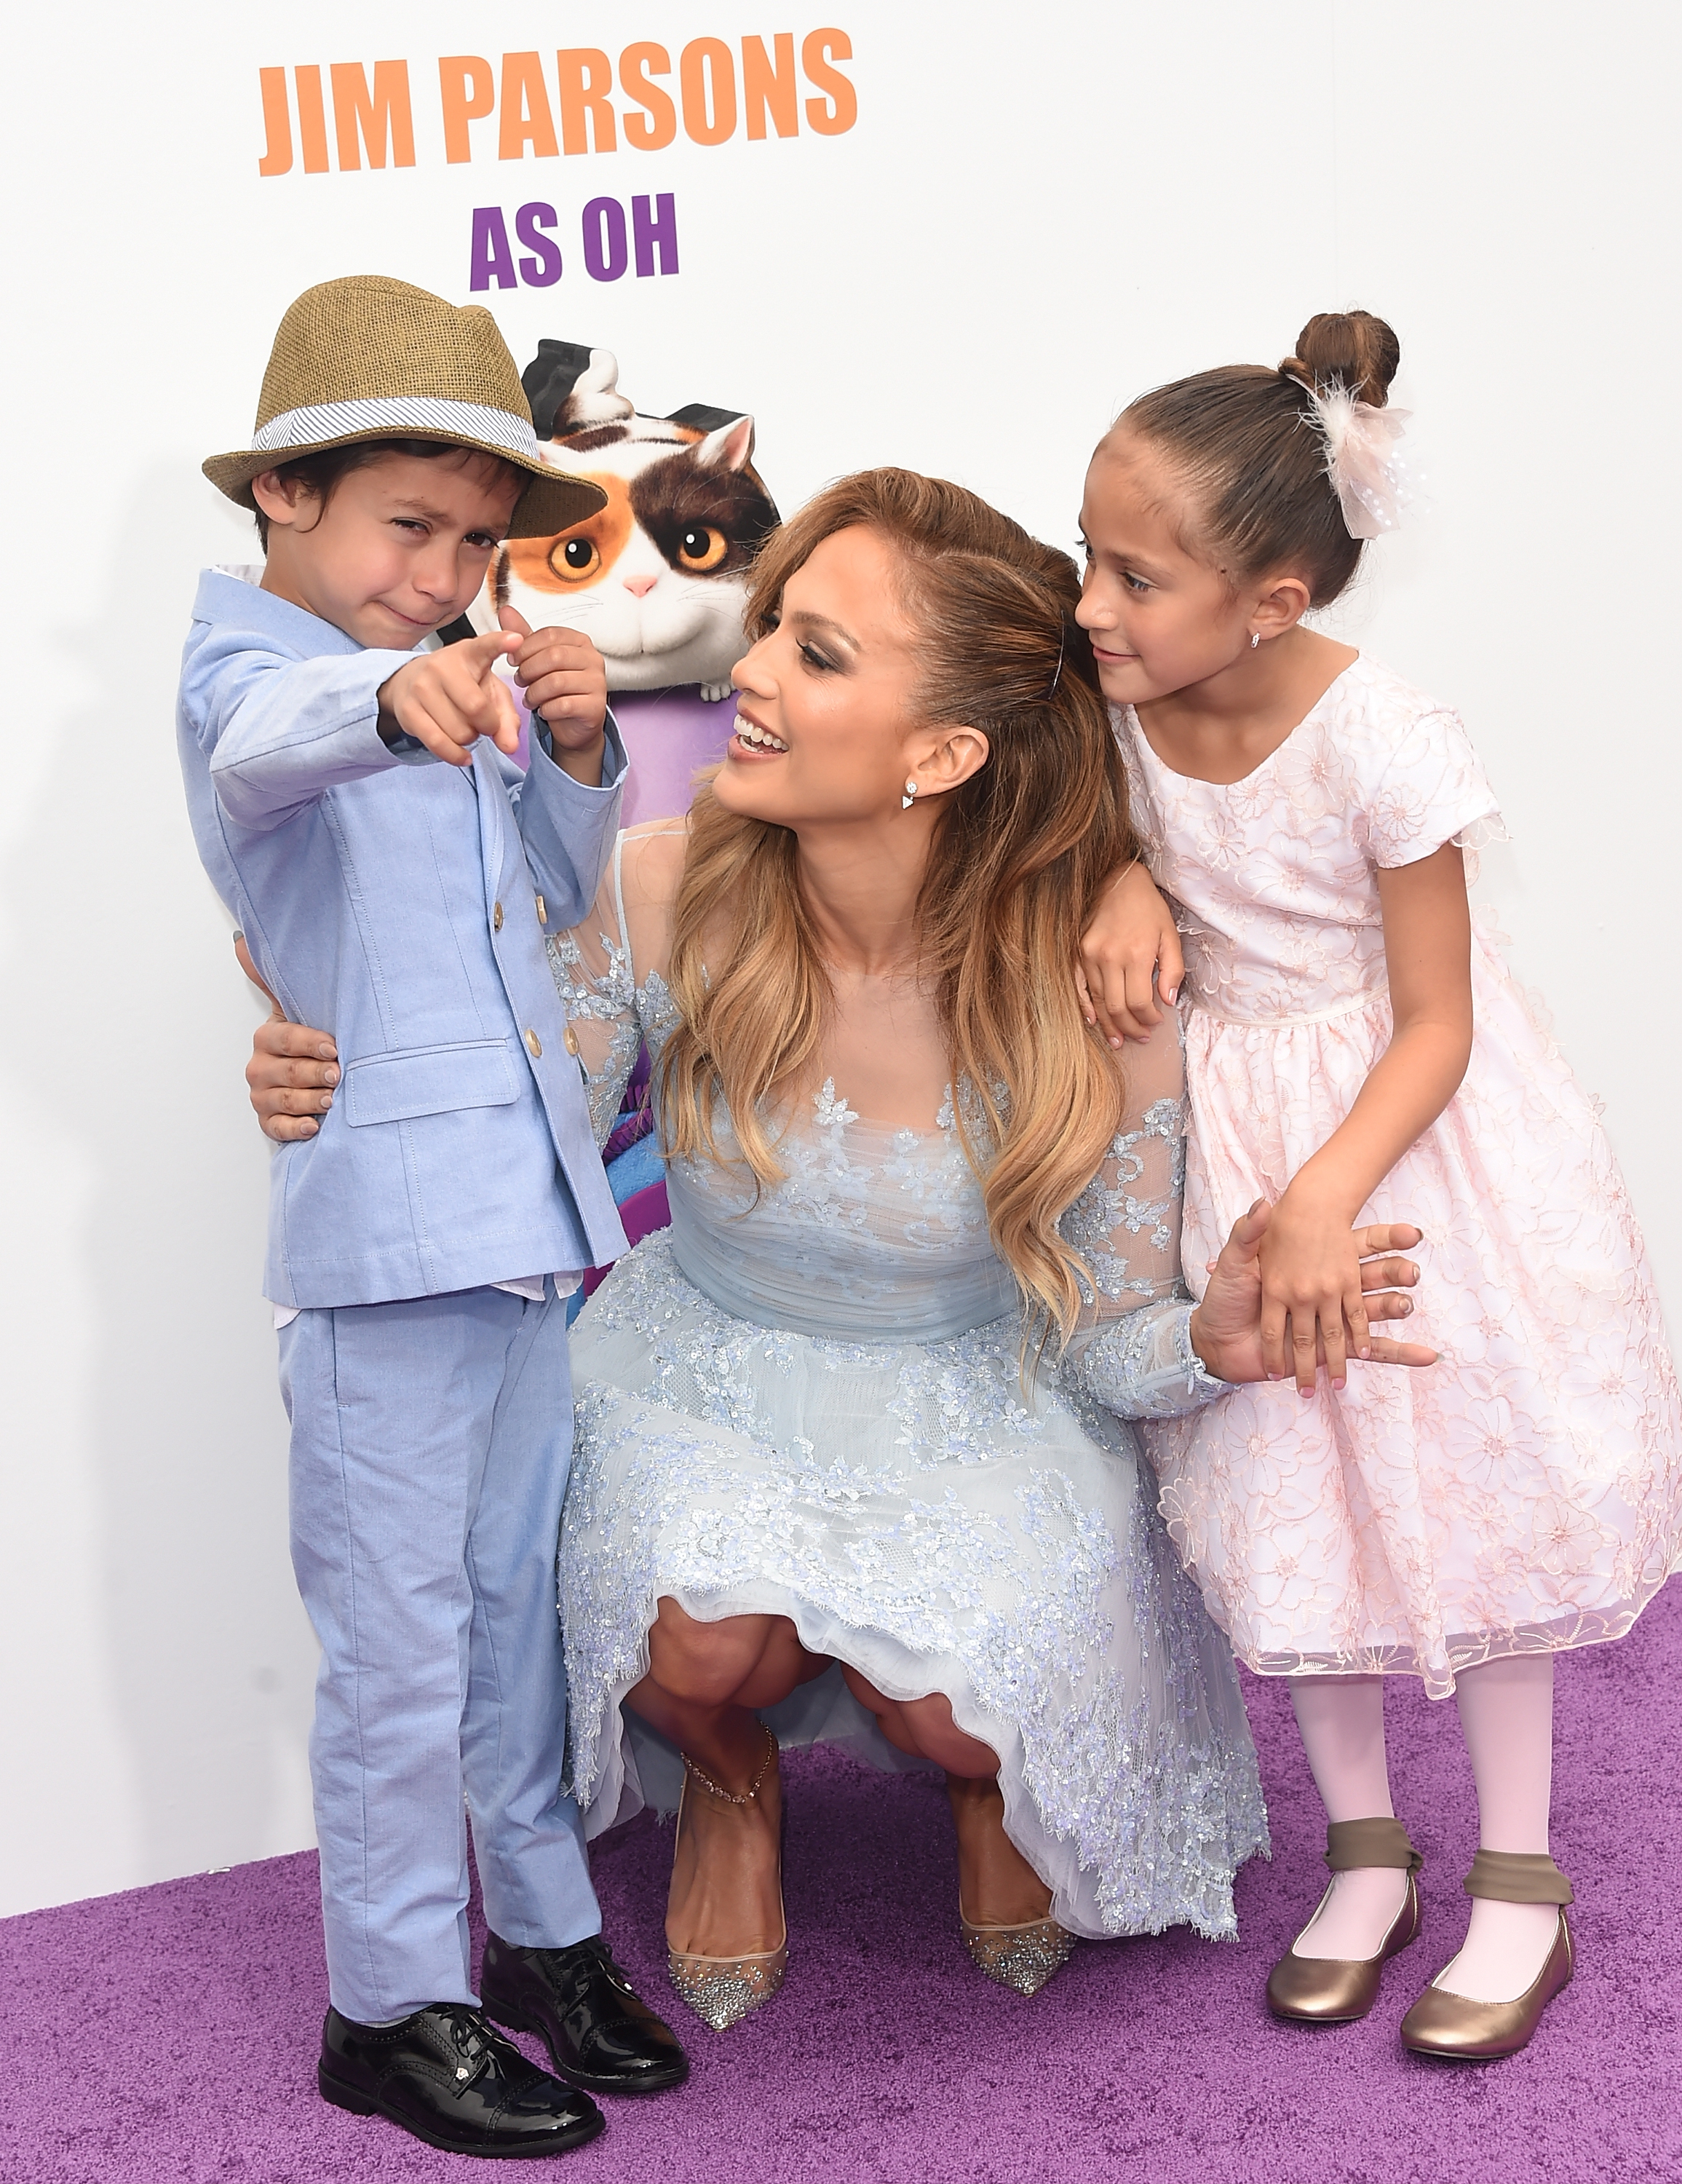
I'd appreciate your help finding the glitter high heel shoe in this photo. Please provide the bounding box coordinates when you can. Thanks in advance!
[959,1907,1075,1998]
[665,1725,787,2033]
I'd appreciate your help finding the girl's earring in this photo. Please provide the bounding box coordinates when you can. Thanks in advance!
[902,778,919,810]
[1250,632,1261,650]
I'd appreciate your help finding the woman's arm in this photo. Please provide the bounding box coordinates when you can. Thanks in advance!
[547,819,687,1146]
[1258,841,1472,1394]
[245,822,690,1147]
[1058,1020,1433,1419]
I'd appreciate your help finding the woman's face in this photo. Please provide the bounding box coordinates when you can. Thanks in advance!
[715,526,935,829]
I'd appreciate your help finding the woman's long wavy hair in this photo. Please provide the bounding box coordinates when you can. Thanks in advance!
[658,467,1137,1342]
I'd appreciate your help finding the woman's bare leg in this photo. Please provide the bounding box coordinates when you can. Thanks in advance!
[841,1667,1052,1926]
[627,1599,825,1958]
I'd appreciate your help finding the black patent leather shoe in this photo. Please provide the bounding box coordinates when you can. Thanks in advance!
[318,2002,605,2158]
[481,1932,689,2095]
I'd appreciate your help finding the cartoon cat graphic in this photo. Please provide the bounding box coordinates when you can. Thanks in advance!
[462,339,780,826]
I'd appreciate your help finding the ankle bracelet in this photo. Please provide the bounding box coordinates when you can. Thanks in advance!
[681,1722,777,1805]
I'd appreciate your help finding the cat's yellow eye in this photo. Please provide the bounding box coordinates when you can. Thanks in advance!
[549,534,601,582]
[677,526,729,573]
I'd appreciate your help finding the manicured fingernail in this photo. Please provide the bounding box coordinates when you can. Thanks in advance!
[1332,1377,1345,1391]
[1165,985,1179,1004]
[1358,1346,1370,1360]
[1300,1387,1314,1399]
[1109,1036,1123,1049]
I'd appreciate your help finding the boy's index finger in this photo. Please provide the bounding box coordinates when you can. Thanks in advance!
[459,629,520,677]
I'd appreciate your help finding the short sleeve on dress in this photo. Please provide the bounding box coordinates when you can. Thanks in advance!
[1362,707,1506,870]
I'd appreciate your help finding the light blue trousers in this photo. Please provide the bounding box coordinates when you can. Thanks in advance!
[279,1283,599,2023]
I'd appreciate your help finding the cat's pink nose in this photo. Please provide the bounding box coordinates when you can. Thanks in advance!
[622,574,658,598]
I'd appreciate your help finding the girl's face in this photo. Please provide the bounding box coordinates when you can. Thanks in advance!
[715,525,986,829]
[1076,432,1276,707]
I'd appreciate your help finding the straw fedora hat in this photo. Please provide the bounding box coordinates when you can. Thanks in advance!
[202,275,606,537]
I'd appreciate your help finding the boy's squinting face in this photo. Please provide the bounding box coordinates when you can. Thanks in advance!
[254,449,523,649]
[1075,432,1260,705]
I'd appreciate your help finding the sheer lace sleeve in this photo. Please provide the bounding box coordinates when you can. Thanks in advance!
[547,821,685,1149]
[1058,1018,1233,1420]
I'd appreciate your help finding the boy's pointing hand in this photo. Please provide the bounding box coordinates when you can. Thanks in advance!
[376,631,523,767]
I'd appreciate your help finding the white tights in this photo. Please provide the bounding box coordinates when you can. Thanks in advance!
[1288,1657,1562,2003]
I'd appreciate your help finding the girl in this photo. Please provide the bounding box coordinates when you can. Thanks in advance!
[1074,309,1682,2059]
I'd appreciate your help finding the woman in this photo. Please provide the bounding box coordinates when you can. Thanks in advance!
[249,472,1429,2030]
[544,470,1432,2029]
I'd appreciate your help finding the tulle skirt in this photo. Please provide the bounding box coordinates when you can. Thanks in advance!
[1149,921,1682,1698]
[559,1232,1268,1939]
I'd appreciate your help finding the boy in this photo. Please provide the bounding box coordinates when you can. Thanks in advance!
[178,277,686,2159]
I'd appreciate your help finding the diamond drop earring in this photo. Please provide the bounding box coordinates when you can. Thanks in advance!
[902,778,919,810]
[1250,632,1261,649]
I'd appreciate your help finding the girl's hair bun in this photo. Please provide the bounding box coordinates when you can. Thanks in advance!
[1282,310,1401,408]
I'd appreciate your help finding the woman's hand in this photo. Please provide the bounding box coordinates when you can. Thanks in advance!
[1189,1200,1436,1389]
[1078,860,1185,1048]
[1258,1182,1393,1394]
[235,935,338,1143]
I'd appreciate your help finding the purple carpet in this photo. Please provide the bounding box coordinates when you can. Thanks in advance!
[7,1586,1679,2184]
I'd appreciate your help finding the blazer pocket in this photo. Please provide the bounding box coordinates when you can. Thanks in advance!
[343,1038,520,1127]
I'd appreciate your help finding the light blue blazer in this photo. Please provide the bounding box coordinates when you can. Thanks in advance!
[178,569,630,1309]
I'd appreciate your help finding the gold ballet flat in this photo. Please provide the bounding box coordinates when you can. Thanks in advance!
[666,1728,788,2033]
[1266,1870,1421,2023]
[960,1907,1075,1998]
[1400,1910,1573,2059]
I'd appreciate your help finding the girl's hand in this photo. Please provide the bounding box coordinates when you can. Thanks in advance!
[1079,861,1186,1047]
[1191,1200,1435,1387]
[1258,1184,1391,1394]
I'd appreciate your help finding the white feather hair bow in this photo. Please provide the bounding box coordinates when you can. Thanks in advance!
[1296,380,1426,539]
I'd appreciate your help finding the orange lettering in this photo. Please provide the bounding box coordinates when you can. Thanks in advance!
[680,38,737,147]
[330,60,415,170]
[801,29,856,136]
[742,34,798,140]
[557,49,617,154]
[257,67,292,177]
[295,66,330,174]
[499,52,559,159]
[439,56,493,165]
[619,42,676,150]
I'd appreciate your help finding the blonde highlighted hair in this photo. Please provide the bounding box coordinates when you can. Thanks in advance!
[658,467,1137,1340]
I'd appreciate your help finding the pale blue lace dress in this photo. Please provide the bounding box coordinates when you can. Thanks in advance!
[551,847,1269,1942]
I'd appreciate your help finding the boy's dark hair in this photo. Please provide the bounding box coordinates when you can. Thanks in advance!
[252,437,526,549]
[1116,309,1402,609]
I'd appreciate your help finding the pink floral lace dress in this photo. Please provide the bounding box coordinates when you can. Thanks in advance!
[1118,654,1682,1697]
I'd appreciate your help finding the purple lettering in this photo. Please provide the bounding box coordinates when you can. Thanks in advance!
[631,192,679,277]
[515,201,563,287]
[582,195,629,281]
[469,205,517,291]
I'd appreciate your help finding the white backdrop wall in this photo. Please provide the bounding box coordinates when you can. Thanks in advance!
[2,1,1675,1917]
